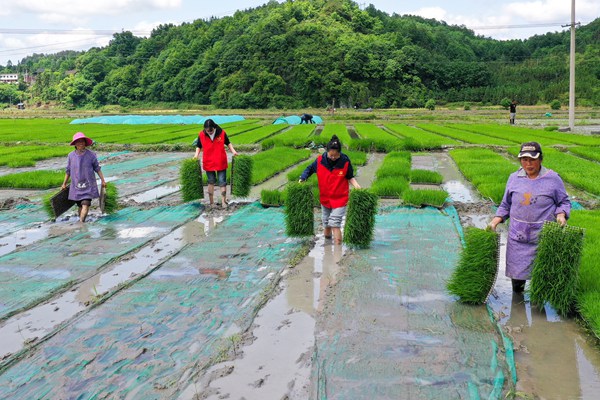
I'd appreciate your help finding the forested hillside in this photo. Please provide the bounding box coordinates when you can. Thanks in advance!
[2,0,599,109]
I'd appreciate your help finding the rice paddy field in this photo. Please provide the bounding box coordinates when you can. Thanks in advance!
[1,108,600,399]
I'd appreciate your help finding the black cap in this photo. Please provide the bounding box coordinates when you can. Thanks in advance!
[518,142,542,159]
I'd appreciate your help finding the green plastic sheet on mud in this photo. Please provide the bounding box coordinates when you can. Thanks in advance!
[0,204,305,398]
[0,204,200,320]
[0,204,47,236]
[312,206,510,399]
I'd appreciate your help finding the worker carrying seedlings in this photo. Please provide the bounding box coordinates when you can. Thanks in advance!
[489,142,571,293]
[193,119,238,208]
[299,135,360,244]
[62,132,107,223]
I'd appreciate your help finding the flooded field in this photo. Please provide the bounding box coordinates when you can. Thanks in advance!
[0,149,599,399]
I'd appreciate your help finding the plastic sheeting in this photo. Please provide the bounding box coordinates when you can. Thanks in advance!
[70,115,246,125]
[311,206,511,399]
[0,204,305,398]
[273,115,323,125]
[0,204,201,320]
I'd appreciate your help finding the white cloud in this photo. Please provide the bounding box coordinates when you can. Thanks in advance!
[0,0,182,23]
[504,0,600,23]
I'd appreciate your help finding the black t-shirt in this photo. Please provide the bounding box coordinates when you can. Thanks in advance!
[510,103,517,113]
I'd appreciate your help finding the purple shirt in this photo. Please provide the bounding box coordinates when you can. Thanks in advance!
[496,166,571,279]
[66,149,102,201]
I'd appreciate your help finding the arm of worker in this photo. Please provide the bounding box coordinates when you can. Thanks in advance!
[61,173,70,190]
[193,146,202,160]
[349,177,361,189]
[298,159,317,182]
[97,170,107,188]
[227,143,238,156]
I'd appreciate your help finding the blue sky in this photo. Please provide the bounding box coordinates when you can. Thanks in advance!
[0,0,598,66]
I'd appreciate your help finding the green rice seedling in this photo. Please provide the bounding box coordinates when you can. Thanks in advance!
[417,124,514,145]
[231,125,288,144]
[370,177,409,198]
[284,182,314,237]
[251,147,311,184]
[261,125,316,148]
[529,221,585,317]
[42,191,60,219]
[410,169,443,184]
[231,155,253,197]
[402,188,448,208]
[315,124,354,148]
[260,189,284,207]
[343,189,378,248]
[447,227,499,304]
[385,124,461,147]
[179,158,204,202]
[0,170,64,189]
[103,182,119,214]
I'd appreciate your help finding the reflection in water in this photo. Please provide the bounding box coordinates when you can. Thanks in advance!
[443,180,476,203]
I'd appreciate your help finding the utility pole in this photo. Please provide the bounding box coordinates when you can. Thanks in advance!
[568,0,576,131]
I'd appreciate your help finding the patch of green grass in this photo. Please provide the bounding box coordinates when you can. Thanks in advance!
[529,222,585,317]
[343,189,378,248]
[231,155,253,197]
[370,176,409,198]
[447,227,499,304]
[402,188,448,208]
[260,189,284,206]
[0,170,64,189]
[103,182,119,214]
[179,158,203,202]
[410,169,443,184]
[284,183,314,237]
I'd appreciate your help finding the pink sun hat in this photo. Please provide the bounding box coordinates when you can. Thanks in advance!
[70,132,94,146]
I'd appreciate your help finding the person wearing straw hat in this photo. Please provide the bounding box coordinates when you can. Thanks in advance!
[61,132,107,222]
[489,142,571,292]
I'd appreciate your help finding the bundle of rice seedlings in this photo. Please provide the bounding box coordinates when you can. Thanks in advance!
[261,189,284,207]
[343,189,378,248]
[180,158,204,202]
[370,177,409,198]
[284,182,314,237]
[529,221,585,317]
[231,155,253,197]
[402,188,448,208]
[42,191,60,219]
[103,182,119,214]
[447,227,499,304]
[410,169,443,184]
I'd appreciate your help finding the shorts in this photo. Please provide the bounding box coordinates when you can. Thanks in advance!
[75,199,91,207]
[322,205,346,228]
[206,170,227,186]
[510,112,516,119]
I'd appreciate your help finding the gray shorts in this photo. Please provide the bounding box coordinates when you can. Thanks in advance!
[206,170,227,186]
[322,205,346,228]
[510,112,516,119]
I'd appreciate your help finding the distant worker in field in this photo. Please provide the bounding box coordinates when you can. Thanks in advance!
[300,113,315,124]
[61,132,107,223]
[193,119,238,208]
[299,135,361,245]
[489,142,571,293]
[509,99,518,125]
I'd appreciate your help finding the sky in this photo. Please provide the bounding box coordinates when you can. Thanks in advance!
[0,0,598,66]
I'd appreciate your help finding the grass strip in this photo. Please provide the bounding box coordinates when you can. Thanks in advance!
[447,227,499,304]
[231,155,253,197]
[0,170,64,189]
[529,221,585,317]
[284,183,314,237]
[343,189,378,248]
[402,188,448,208]
[179,158,203,202]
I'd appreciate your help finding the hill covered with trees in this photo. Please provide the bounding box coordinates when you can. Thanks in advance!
[2,0,599,109]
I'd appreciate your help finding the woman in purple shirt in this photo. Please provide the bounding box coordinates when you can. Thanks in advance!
[61,132,107,222]
[490,142,571,292]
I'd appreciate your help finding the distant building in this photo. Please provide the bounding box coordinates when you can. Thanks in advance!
[0,74,19,84]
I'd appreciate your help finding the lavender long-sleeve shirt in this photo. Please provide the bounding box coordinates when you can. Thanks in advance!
[495,166,571,280]
[65,149,102,201]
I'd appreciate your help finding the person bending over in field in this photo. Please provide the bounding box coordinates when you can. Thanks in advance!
[193,119,238,208]
[299,135,360,244]
[62,132,106,223]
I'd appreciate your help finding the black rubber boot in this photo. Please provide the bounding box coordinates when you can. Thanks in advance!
[512,279,526,293]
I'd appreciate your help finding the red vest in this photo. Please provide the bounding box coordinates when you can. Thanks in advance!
[199,130,228,171]
[316,154,349,208]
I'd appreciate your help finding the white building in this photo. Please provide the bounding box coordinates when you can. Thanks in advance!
[0,74,19,84]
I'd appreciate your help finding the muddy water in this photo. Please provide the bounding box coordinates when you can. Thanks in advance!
[0,213,223,360]
[179,236,342,400]
[412,152,480,203]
